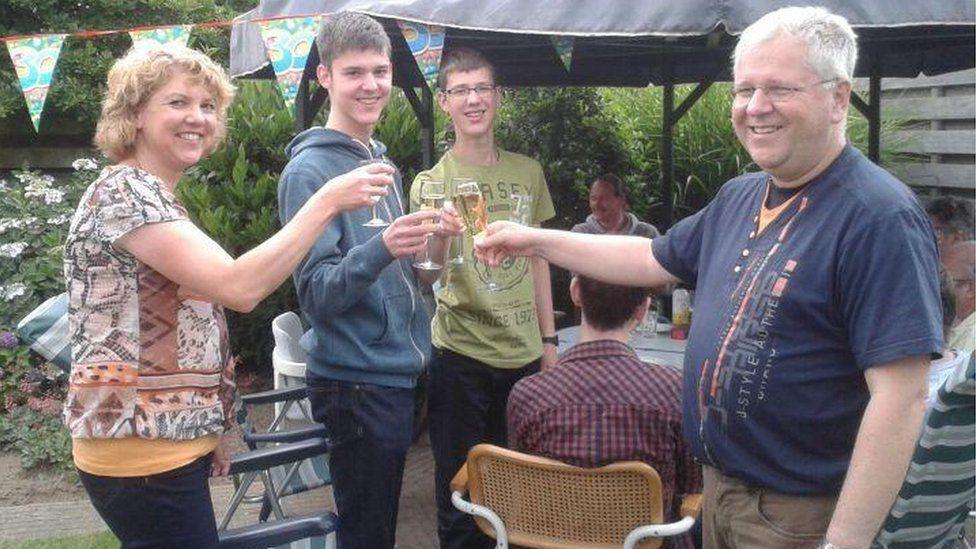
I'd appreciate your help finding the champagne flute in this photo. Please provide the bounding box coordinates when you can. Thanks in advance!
[447,177,476,265]
[359,158,392,227]
[453,180,500,291]
[412,177,445,271]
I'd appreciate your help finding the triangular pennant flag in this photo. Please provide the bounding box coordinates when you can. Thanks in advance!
[550,36,574,72]
[258,16,321,116]
[5,34,67,132]
[128,25,193,51]
[397,20,445,90]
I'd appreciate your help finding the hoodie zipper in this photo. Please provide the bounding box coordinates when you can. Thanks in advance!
[356,138,426,372]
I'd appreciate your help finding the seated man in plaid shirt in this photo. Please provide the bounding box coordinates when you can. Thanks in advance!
[507,275,702,549]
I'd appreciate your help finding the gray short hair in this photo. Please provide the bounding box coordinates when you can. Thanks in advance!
[733,6,858,83]
[317,12,391,69]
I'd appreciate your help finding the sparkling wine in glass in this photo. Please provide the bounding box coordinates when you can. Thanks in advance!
[453,180,499,291]
[412,177,445,271]
[359,158,392,227]
[447,178,477,265]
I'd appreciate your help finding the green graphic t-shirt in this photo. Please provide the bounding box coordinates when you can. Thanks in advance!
[410,149,555,369]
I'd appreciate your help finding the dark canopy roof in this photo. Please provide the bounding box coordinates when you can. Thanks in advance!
[230,0,975,87]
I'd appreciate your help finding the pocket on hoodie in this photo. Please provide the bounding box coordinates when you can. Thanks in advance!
[369,293,412,346]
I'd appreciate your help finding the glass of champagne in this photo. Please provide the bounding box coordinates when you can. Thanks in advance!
[359,158,392,228]
[412,177,445,271]
[447,177,476,265]
[454,180,499,291]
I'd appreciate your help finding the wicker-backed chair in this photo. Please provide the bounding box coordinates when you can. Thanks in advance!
[450,444,701,549]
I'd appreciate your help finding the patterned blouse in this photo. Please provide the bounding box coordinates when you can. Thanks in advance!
[63,167,235,441]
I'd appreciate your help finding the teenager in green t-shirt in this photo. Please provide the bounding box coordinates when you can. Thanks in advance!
[409,47,557,549]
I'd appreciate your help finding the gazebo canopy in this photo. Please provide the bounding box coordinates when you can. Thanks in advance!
[229,0,975,226]
[231,0,974,86]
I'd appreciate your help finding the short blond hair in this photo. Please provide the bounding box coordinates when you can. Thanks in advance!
[94,44,236,162]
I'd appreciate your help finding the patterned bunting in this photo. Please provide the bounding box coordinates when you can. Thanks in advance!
[397,20,445,90]
[128,25,193,51]
[550,35,574,72]
[257,16,321,115]
[5,35,67,132]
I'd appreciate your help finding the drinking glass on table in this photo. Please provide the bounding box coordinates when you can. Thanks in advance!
[359,158,393,227]
[412,177,445,271]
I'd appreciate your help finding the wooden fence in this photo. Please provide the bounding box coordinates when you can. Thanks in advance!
[881,69,975,192]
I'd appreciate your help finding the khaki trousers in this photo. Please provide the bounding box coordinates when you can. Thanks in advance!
[702,466,838,549]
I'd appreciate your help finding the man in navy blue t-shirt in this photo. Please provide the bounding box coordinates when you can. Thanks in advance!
[476,7,941,549]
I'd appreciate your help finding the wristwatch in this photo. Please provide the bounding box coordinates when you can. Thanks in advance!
[541,335,559,346]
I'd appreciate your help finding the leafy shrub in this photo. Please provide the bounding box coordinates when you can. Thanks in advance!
[0,406,74,471]
[0,163,94,472]
[0,162,98,329]
[0,343,71,471]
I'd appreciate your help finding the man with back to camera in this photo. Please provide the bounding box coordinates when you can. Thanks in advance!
[572,173,660,238]
[507,275,701,549]
[476,7,942,548]
[277,12,460,548]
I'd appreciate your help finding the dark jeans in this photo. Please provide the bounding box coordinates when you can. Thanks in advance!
[428,346,540,549]
[78,454,217,549]
[306,373,414,549]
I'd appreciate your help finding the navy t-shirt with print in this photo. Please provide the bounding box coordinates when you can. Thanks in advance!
[653,146,943,495]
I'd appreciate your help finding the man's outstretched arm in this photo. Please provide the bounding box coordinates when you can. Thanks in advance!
[476,221,678,288]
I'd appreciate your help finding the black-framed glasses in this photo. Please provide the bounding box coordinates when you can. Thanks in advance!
[731,78,838,105]
[441,85,498,100]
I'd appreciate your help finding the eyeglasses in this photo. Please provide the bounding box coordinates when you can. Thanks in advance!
[441,85,497,100]
[731,78,838,105]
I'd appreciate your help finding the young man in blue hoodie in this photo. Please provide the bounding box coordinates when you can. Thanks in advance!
[277,12,460,549]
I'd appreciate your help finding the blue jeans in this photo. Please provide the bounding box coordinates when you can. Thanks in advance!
[306,373,414,549]
[78,454,217,549]
[428,347,540,549]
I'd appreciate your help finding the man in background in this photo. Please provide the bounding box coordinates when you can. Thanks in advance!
[572,173,659,238]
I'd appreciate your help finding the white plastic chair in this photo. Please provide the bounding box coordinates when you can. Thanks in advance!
[272,311,310,420]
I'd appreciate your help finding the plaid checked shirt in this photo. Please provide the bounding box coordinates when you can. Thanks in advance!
[507,340,702,549]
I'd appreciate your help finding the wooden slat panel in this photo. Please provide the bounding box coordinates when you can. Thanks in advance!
[882,70,976,90]
[884,95,976,120]
[889,130,975,155]
[890,162,975,190]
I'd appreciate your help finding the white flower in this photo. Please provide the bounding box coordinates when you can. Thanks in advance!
[2,283,26,301]
[0,179,7,190]
[46,214,70,226]
[71,158,98,171]
[0,242,27,258]
[43,189,64,205]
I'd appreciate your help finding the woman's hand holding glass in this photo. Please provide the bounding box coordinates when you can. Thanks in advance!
[316,161,394,215]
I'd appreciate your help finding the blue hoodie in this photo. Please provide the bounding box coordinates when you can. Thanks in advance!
[278,127,430,388]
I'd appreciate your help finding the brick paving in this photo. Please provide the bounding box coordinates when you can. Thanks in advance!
[0,432,439,548]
